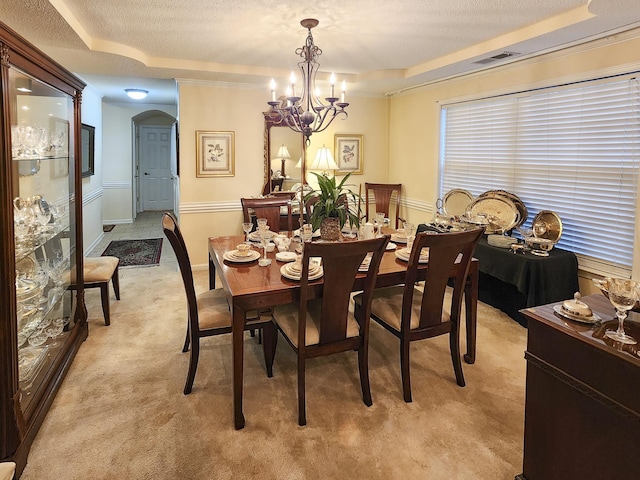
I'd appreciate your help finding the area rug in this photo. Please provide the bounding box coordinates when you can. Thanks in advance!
[101,238,163,267]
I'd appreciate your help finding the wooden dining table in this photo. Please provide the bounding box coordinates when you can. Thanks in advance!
[208,234,480,429]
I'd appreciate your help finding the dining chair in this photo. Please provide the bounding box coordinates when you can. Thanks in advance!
[241,197,293,235]
[365,182,402,229]
[267,235,390,425]
[162,212,276,394]
[355,228,484,402]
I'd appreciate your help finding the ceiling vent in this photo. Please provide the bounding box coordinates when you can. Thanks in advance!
[473,51,520,65]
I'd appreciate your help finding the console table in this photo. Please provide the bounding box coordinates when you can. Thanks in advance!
[517,295,640,480]
[474,237,579,326]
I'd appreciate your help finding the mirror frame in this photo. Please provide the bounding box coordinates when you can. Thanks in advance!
[263,112,304,195]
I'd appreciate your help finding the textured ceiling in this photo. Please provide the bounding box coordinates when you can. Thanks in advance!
[1,0,640,104]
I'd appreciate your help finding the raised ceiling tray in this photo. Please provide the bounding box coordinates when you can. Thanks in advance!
[442,189,474,216]
[479,190,528,229]
[532,210,562,243]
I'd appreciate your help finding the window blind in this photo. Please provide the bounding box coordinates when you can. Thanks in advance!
[440,77,640,277]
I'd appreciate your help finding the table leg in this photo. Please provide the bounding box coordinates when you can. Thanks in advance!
[463,266,478,364]
[209,253,216,290]
[232,302,246,430]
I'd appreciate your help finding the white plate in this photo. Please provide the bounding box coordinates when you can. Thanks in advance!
[275,251,297,262]
[553,305,601,324]
[280,264,324,281]
[248,231,275,242]
[223,250,260,263]
[386,242,397,250]
[293,228,321,238]
[390,234,407,244]
[394,247,429,263]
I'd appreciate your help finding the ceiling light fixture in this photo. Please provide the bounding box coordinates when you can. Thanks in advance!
[266,18,350,225]
[125,88,148,100]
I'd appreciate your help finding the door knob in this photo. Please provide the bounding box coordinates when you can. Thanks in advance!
[144,172,150,175]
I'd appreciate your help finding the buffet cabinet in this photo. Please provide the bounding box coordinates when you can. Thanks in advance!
[0,21,87,477]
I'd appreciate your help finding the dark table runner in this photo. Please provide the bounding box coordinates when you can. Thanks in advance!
[474,237,579,326]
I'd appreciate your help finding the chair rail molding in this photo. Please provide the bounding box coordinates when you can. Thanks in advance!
[180,201,242,215]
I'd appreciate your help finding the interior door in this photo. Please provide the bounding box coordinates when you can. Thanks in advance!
[140,125,173,211]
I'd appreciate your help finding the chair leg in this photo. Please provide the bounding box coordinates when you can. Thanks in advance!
[182,325,190,353]
[450,322,466,387]
[400,337,412,403]
[111,265,120,300]
[262,322,277,378]
[297,356,306,426]
[99,282,111,326]
[358,342,372,407]
[184,335,199,395]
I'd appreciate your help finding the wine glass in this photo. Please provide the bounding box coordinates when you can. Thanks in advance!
[374,212,385,237]
[258,226,272,266]
[605,278,639,345]
[242,222,253,244]
[517,226,534,252]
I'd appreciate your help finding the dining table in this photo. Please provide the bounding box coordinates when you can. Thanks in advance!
[208,234,480,429]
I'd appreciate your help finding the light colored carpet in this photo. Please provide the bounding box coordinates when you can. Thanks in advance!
[20,265,527,479]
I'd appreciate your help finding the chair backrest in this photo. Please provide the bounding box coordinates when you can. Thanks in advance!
[241,197,293,235]
[162,212,199,334]
[365,182,402,228]
[401,228,484,332]
[298,236,389,345]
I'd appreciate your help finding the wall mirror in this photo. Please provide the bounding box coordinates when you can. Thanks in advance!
[263,113,304,194]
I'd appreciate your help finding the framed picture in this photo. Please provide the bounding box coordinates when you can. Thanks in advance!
[81,123,95,177]
[334,134,363,174]
[196,130,235,177]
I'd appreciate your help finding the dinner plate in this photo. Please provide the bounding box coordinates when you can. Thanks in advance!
[386,242,397,250]
[275,251,297,262]
[293,228,321,238]
[248,230,274,242]
[280,263,324,281]
[390,234,407,244]
[223,250,260,263]
[442,189,474,216]
[553,305,601,324]
[394,247,429,263]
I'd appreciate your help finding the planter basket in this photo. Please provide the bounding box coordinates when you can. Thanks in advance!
[320,217,341,241]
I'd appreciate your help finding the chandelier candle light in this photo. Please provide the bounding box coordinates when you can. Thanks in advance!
[267,18,350,226]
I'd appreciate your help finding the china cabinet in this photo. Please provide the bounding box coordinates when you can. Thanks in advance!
[0,21,87,477]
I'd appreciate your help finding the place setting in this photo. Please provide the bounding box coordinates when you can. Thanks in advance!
[223,243,260,263]
[280,258,324,281]
[395,246,429,263]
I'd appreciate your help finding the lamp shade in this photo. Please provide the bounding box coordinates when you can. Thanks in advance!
[276,144,291,160]
[310,145,338,171]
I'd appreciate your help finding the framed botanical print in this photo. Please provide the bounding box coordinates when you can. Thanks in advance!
[334,134,363,175]
[196,130,235,177]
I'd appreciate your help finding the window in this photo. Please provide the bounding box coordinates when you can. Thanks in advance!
[440,76,640,277]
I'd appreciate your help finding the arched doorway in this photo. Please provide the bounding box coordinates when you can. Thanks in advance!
[132,110,178,215]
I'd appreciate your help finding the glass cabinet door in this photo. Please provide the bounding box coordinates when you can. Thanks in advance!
[10,67,78,410]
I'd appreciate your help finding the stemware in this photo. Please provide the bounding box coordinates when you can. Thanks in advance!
[403,221,416,251]
[605,278,639,345]
[242,222,253,244]
[258,226,272,266]
[517,226,534,252]
[374,212,385,237]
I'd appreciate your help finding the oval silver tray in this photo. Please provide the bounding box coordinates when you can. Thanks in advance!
[466,195,519,232]
[442,189,474,216]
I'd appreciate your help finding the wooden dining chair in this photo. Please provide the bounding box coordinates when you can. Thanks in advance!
[241,197,293,235]
[365,182,402,228]
[162,212,276,394]
[355,228,484,402]
[267,235,390,425]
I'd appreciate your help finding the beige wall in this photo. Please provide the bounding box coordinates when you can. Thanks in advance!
[178,81,389,266]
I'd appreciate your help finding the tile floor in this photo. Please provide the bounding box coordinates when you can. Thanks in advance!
[87,210,177,268]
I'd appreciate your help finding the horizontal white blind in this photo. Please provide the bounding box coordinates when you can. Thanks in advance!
[440,77,640,275]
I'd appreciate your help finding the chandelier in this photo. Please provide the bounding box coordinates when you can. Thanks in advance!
[267,18,349,145]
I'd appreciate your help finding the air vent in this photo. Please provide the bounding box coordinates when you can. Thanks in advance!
[473,51,520,65]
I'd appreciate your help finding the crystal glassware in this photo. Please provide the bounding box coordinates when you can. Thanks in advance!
[605,278,639,345]
[374,212,385,237]
[242,222,253,244]
[258,226,272,266]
